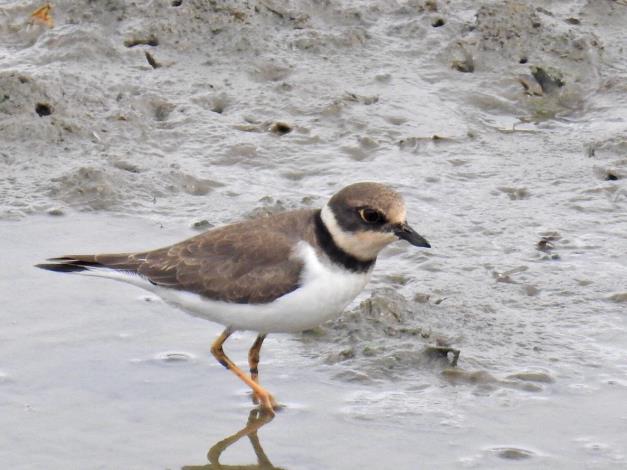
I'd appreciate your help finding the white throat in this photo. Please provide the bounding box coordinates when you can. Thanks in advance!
[320,204,396,261]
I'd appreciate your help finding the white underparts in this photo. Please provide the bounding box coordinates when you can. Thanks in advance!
[71,242,372,333]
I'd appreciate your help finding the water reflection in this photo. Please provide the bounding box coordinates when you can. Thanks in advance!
[182,409,285,470]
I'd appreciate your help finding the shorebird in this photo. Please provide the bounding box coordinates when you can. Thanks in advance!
[36,182,430,412]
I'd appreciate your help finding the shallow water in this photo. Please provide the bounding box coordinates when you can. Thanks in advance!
[2,0,627,468]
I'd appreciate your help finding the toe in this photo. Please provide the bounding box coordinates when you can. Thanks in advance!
[257,392,276,414]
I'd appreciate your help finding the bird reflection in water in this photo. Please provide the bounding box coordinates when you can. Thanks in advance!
[182,409,285,470]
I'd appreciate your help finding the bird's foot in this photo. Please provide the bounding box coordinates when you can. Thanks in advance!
[252,391,282,413]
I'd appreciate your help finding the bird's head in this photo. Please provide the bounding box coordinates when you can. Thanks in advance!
[321,182,430,261]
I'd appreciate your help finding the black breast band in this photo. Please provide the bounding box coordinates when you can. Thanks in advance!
[313,210,375,273]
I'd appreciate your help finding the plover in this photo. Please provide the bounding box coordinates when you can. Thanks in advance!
[36,182,430,412]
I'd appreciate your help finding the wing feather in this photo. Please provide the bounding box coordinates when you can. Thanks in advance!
[43,210,316,304]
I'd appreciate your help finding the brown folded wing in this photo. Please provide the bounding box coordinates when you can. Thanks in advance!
[53,210,317,304]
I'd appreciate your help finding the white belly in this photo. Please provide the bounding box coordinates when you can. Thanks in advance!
[155,242,372,333]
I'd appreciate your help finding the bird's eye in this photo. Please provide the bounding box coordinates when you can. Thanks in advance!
[359,208,383,224]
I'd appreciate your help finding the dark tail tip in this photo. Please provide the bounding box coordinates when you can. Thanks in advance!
[35,263,87,273]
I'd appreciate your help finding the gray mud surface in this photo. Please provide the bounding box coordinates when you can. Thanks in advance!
[2,1,627,469]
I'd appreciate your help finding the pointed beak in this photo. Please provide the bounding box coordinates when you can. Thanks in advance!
[393,222,431,248]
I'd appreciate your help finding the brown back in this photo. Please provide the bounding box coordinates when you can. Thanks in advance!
[67,209,318,304]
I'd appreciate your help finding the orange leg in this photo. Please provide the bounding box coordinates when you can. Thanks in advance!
[248,334,266,404]
[210,329,278,413]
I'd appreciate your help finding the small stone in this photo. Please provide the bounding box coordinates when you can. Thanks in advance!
[191,219,212,230]
[414,293,431,303]
[452,58,474,73]
[144,51,161,69]
[269,122,292,135]
[47,208,64,216]
[524,285,540,296]
[530,66,565,94]
[608,292,627,303]
[494,447,534,460]
[35,103,52,117]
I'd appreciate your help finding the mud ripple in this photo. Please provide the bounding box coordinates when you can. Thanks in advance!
[299,288,459,381]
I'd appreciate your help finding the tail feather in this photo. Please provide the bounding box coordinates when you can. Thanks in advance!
[35,254,141,274]
[35,262,89,273]
[35,254,153,290]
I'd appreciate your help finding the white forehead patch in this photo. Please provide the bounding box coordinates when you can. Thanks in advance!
[321,204,397,261]
[387,205,407,225]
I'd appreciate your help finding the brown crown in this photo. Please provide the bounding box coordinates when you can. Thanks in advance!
[328,182,406,223]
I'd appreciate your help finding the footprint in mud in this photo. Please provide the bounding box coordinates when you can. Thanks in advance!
[128,351,196,366]
[166,171,223,196]
[49,166,121,210]
[154,351,195,363]
[250,59,292,82]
